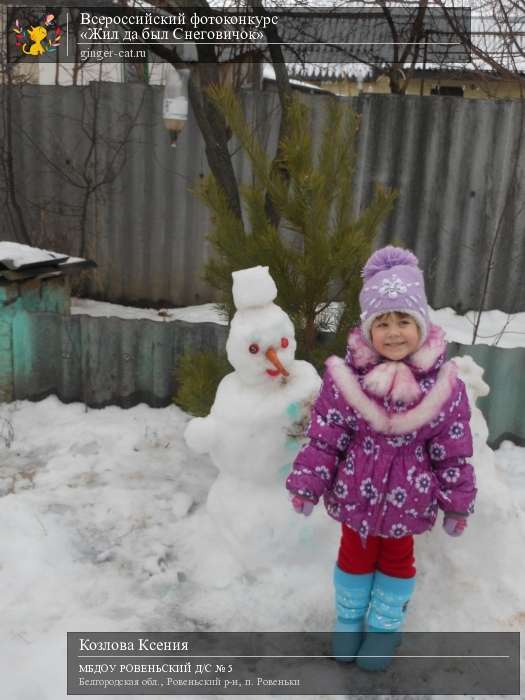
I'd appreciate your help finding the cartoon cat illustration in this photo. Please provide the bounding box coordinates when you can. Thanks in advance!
[23,26,47,56]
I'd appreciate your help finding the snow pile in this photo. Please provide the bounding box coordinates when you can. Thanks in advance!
[0,399,216,700]
[495,441,525,510]
[430,308,525,349]
[416,356,525,637]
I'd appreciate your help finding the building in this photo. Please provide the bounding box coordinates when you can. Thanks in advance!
[289,63,525,100]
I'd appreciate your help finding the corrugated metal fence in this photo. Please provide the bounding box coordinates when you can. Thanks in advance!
[7,309,524,448]
[12,311,227,407]
[1,83,525,312]
[450,342,525,448]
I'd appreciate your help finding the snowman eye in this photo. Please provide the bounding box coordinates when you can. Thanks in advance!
[249,343,259,354]
[281,337,289,349]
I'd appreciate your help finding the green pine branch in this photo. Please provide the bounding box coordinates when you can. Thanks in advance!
[199,87,398,362]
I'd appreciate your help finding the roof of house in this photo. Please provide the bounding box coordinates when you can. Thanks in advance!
[261,63,337,94]
[0,242,95,282]
[281,9,525,81]
[288,63,525,84]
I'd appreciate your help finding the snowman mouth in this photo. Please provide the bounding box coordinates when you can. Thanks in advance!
[266,368,281,377]
[265,347,289,378]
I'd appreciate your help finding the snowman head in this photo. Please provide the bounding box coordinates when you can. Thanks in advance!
[226,267,297,386]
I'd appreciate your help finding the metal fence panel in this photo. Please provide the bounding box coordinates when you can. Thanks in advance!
[11,312,228,408]
[7,310,525,447]
[451,342,525,448]
[1,85,525,312]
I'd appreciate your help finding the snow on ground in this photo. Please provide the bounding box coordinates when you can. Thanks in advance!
[71,298,227,325]
[429,308,525,349]
[1,379,524,699]
[494,440,525,510]
[71,298,525,349]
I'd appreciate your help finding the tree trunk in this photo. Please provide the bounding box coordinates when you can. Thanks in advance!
[304,315,317,358]
[188,63,243,223]
[1,66,31,245]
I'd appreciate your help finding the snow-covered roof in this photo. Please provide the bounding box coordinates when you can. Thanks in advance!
[262,63,338,93]
[0,242,70,270]
[238,3,525,81]
[287,62,373,82]
[288,62,521,84]
[0,241,91,275]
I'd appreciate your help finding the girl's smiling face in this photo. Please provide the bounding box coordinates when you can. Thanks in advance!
[371,312,421,361]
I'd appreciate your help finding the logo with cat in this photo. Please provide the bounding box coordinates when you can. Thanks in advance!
[12,13,62,57]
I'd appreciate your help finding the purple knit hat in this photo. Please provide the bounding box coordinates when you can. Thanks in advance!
[359,246,430,344]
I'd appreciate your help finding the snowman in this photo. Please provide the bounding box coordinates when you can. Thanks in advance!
[184,266,334,568]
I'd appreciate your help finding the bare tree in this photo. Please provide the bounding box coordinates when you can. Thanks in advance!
[0,6,36,245]
[0,6,146,261]
[436,0,525,86]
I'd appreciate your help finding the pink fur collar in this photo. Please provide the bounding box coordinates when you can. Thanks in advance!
[326,356,458,434]
[362,361,422,403]
[347,323,447,373]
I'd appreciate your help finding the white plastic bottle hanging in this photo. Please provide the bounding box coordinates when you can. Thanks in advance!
[162,67,190,147]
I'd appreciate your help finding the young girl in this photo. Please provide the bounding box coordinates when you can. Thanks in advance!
[286,246,476,671]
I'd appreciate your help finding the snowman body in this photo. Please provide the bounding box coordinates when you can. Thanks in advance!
[204,361,322,566]
[205,360,319,482]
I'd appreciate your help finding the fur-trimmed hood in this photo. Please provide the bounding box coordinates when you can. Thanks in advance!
[345,323,447,375]
[325,323,459,434]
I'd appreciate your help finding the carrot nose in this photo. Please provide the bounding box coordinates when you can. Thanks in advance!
[265,347,289,377]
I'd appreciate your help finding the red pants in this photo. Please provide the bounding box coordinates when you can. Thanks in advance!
[337,524,416,578]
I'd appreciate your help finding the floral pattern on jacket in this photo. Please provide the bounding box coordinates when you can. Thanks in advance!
[285,324,477,540]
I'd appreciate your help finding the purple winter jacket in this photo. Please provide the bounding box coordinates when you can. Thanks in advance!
[285,324,477,541]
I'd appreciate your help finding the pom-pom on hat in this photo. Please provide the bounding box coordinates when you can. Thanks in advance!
[359,246,430,344]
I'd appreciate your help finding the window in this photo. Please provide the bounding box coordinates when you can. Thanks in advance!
[430,85,464,97]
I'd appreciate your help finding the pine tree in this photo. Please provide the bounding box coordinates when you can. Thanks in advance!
[200,87,397,365]
[174,89,397,414]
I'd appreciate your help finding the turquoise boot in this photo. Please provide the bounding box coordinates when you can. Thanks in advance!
[356,572,416,671]
[332,566,374,663]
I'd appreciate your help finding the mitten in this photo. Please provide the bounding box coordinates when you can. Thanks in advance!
[443,513,468,537]
[290,495,314,516]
